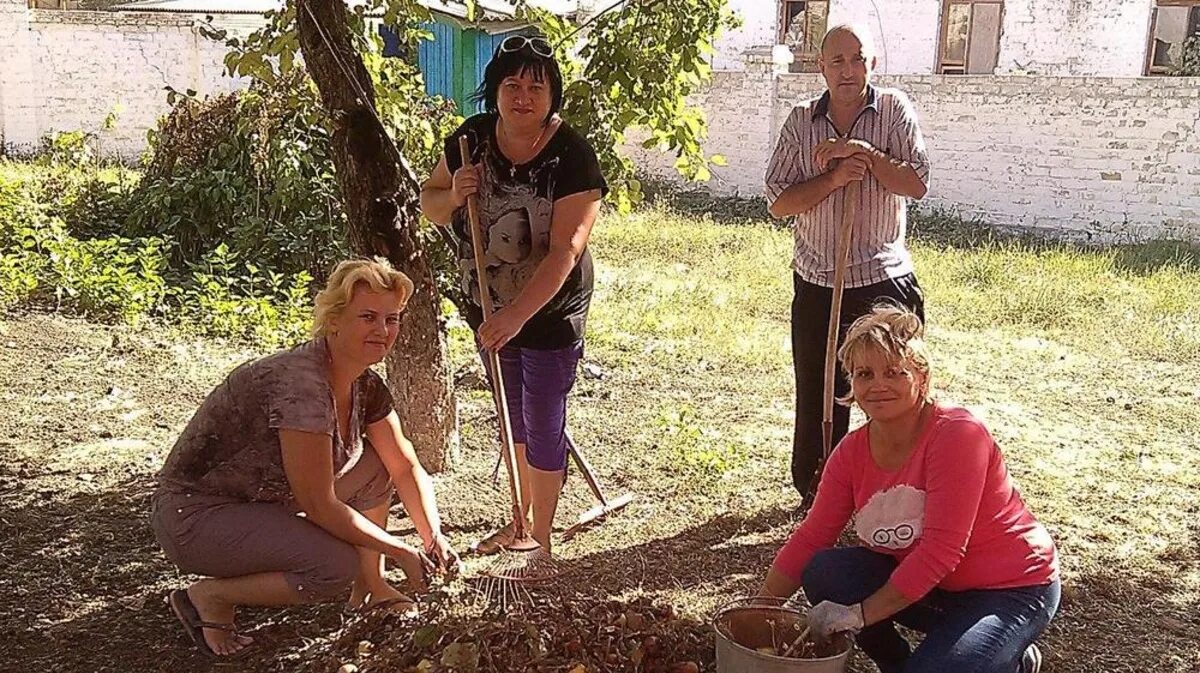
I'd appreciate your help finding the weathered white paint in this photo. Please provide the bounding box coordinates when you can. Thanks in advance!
[710,0,1156,76]
[629,54,1200,242]
[712,0,778,72]
[997,0,1153,76]
[0,2,251,157]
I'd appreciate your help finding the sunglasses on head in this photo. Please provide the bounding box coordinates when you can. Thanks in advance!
[499,35,553,58]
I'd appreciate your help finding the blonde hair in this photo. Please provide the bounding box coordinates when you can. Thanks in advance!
[836,304,931,406]
[312,258,414,337]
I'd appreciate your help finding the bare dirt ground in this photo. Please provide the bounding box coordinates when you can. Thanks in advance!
[2,310,1198,673]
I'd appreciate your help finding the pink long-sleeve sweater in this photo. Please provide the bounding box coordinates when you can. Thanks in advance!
[773,404,1058,601]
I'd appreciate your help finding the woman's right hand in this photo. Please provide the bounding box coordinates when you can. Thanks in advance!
[391,545,434,593]
[452,163,481,207]
[425,533,464,576]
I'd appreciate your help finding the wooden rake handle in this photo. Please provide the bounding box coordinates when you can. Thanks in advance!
[821,180,861,462]
[458,136,527,539]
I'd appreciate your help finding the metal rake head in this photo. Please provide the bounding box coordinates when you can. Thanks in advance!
[471,548,568,612]
[481,547,567,583]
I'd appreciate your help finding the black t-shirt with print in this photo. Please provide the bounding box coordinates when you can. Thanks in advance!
[444,113,608,349]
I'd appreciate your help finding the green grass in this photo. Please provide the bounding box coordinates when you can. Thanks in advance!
[580,204,1200,671]
[589,208,792,369]
[4,199,1199,672]
[919,239,1200,362]
[593,203,1200,367]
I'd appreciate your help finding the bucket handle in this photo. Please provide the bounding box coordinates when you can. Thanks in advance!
[715,595,808,615]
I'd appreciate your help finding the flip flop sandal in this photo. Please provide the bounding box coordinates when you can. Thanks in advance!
[168,589,252,659]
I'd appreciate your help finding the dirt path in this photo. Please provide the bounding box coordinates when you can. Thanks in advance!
[1,312,1197,672]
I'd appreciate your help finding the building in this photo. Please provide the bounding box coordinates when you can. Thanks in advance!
[108,0,555,112]
[0,0,575,155]
[713,0,1200,77]
[628,0,1200,241]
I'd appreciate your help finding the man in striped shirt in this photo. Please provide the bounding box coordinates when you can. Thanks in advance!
[765,25,930,502]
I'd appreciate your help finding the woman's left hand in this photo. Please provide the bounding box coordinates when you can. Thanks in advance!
[806,601,865,643]
[425,533,463,575]
[479,306,530,351]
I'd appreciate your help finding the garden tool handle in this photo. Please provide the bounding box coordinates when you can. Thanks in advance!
[821,180,860,461]
[459,135,527,539]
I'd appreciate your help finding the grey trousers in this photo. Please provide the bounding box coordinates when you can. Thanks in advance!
[151,443,393,602]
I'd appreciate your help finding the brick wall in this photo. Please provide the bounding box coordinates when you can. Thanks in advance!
[713,0,1155,78]
[828,0,941,75]
[998,0,1152,76]
[0,2,250,158]
[630,58,1200,242]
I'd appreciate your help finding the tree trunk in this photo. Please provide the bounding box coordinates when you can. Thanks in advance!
[296,0,458,471]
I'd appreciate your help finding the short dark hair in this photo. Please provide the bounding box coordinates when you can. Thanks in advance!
[471,40,564,122]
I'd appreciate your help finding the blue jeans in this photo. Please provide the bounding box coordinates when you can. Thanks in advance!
[802,547,1060,673]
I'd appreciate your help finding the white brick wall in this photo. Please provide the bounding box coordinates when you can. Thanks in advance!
[0,1,42,152]
[631,62,1200,242]
[711,0,777,72]
[828,0,941,75]
[0,2,249,158]
[711,0,1155,77]
[998,0,1152,76]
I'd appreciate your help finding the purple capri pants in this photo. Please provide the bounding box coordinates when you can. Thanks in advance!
[479,340,584,472]
[150,442,393,603]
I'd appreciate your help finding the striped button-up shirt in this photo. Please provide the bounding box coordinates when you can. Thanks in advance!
[765,85,930,289]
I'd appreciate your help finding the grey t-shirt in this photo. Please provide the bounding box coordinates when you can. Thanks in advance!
[156,338,395,502]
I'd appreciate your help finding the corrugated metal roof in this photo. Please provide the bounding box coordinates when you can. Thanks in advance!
[109,0,575,20]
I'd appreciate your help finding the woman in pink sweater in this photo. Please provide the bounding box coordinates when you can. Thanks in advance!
[760,305,1059,673]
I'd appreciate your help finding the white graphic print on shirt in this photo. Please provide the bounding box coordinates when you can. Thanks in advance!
[854,484,926,550]
[457,159,557,310]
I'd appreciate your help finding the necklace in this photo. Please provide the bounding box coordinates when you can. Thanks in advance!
[499,118,550,179]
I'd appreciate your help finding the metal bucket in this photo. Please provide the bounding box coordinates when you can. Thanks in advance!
[713,598,853,673]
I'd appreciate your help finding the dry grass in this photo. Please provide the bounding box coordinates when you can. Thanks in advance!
[1,205,1198,672]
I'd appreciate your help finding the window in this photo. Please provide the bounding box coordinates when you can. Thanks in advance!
[778,0,830,73]
[1147,0,1200,75]
[937,0,1003,74]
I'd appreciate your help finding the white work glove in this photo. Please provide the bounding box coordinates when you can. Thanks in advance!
[806,601,865,643]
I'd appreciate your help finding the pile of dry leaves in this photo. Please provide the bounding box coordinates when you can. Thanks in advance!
[309,588,714,673]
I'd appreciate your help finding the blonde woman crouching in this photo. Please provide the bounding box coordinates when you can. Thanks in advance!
[759,305,1060,673]
[151,259,461,658]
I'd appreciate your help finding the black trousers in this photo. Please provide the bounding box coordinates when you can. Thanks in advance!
[790,272,926,497]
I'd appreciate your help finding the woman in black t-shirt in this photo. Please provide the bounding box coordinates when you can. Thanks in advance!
[420,35,607,559]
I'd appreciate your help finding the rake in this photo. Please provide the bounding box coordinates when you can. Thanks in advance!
[487,430,633,541]
[457,136,568,596]
[813,179,860,494]
[560,433,634,541]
